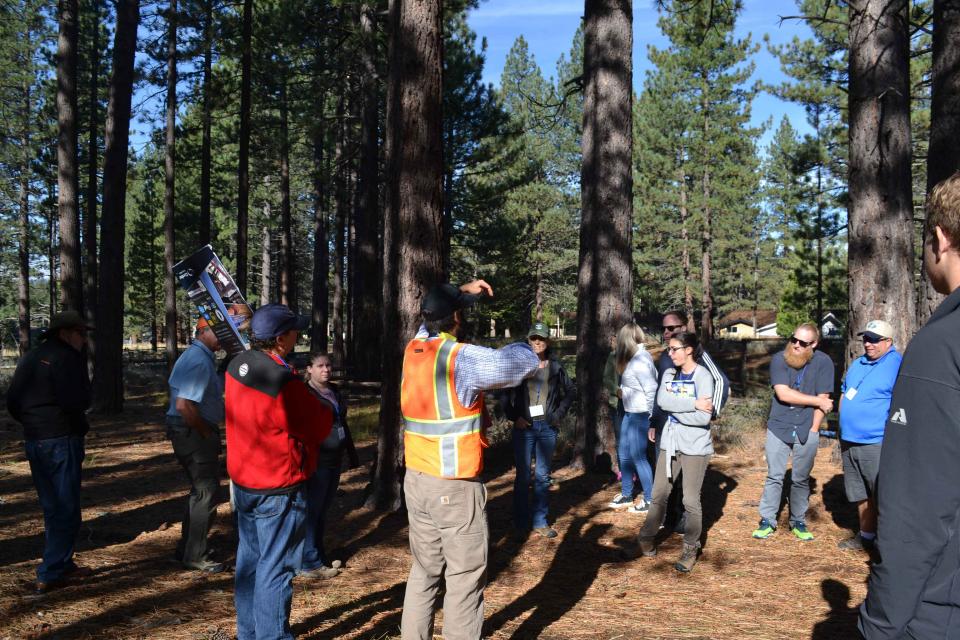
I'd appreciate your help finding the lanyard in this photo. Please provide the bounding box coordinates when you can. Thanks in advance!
[848,351,890,391]
[267,351,292,371]
[793,364,808,390]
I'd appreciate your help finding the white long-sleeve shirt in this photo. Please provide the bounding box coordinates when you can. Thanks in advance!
[620,347,658,414]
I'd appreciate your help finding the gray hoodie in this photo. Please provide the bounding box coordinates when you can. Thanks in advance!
[656,365,715,461]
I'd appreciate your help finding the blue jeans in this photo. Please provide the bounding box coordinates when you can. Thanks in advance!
[25,435,85,583]
[302,465,340,570]
[513,421,557,529]
[234,485,307,640]
[618,412,653,502]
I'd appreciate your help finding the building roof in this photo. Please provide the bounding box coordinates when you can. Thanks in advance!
[717,309,778,330]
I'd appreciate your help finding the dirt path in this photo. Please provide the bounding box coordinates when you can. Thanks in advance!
[0,395,869,640]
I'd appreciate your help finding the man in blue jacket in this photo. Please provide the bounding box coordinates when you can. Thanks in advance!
[837,319,901,552]
[860,172,960,639]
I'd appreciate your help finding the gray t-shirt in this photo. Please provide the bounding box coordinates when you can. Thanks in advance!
[767,349,835,445]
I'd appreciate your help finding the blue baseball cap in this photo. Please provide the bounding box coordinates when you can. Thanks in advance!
[251,303,309,340]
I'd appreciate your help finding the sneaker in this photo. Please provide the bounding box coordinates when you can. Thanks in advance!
[629,500,649,514]
[791,522,814,541]
[608,494,633,509]
[675,543,699,573]
[838,534,874,551]
[183,558,227,574]
[300,565,341,579]
[752,518,776,539]
[534,526,558,539]
[637,537,657,558]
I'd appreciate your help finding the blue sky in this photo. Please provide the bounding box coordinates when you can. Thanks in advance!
[466,0,817,149]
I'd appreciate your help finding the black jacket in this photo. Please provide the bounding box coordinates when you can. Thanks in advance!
[860,286,960,639]
[498,357,575,426]
[309,382,360,470]
[6,337,91,441]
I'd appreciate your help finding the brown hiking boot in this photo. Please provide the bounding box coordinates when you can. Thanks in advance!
[675,543,699,573]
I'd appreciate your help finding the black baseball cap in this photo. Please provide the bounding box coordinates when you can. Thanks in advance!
[251,303,309,340]
[421,284,482,321]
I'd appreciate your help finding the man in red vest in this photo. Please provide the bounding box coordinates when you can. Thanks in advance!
[400,280,539,640]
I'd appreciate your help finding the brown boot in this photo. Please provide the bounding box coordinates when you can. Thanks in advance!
[637,537,657,558]
[675,543,699,573]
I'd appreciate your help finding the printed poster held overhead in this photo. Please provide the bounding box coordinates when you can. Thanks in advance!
[173,245,253,355]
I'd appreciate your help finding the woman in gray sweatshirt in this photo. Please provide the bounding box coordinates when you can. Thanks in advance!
[634,331,715,573]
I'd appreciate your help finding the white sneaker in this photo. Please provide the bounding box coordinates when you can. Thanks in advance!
[608,494,633,509]
[629,500,649,514]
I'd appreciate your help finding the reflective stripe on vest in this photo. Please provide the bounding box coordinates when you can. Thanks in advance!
[401,336,484,479]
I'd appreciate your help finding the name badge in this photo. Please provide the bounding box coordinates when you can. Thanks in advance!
[845,388,858,401]
[529,404,545,418]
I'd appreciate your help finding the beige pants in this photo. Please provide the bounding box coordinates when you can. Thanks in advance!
[401,470,488,640]
[638,450,711,548]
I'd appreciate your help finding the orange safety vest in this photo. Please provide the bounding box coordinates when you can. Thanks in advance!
[401,334,485,479]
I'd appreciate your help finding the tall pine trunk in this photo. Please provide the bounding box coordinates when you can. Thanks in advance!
[18,81,32,356]
[279,78,295,309]
[699,100,713,341]
[163,0,178,371]
[94,0,139,412]
[574,0,633,471]
[235,0,252,296]
[332,93,347,366]
[83,0,100,358]
[260,212,272,306]
[847,0,915,361]
[57,0,82,312]
[199,0,212,246]
[679,161,694,330]
[310,118,329,355]
[353,2,381,379]
[368,0,444,510]
[920,0,960,323]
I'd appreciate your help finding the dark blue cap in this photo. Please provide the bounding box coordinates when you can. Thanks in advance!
[421,283,482,321]
[251,303,309,340]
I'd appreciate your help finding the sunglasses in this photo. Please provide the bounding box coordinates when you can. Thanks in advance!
[862,335,890,344]
[663,324,684,332]
[667,345,689,354]
[789,336,814,348]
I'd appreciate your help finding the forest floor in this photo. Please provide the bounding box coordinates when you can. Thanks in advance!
[0,372,871,640]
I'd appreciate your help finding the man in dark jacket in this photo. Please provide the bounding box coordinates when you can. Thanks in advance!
[860,173,960,639]
[6,311,93,594]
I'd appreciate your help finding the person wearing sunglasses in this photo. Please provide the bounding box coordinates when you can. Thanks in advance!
[860,173,960,639]
[632,331,715,573]
[835,320,901,554]
[752,322,834,542]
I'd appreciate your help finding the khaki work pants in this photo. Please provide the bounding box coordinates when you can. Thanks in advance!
[639,450,711,548]
[401,470,488,640]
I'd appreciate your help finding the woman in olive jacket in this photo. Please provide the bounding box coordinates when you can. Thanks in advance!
[498,322,575,539]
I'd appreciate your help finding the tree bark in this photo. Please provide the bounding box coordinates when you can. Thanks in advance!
[163,0,178,372]
[310,119,329,355]
[260,213,272,307]
[847,0,915,363]
[57,0,82,312]
[920,0,960,324]
[18,81,32,356]
[83,0,100,359]
[573,0,633,471]
[332,93,347,366]
[368,0,444,510]
[353,2,381,379]
[94,0,139,412]
[199,0,212,246]
[47,195,57,317]
[279,77,295,309]
[700,162,713,341]
[679,159,695,330]
[235,0,252,296]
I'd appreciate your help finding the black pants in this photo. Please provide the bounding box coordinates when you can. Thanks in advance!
[168,421,221,563]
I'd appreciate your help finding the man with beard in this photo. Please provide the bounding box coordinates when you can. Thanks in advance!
[752,322,834,541]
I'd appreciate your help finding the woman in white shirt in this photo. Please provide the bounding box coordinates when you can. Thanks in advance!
[608,322,659,512]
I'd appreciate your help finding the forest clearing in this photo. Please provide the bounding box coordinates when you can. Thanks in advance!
[0,363,869,640]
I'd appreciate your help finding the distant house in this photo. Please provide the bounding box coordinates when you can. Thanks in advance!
[717,309,844,340]
[717,309,778,340]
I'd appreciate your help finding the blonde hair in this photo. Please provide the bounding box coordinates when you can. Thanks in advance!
[615,323,646,374]
[927,172,960,247]
[795,322,820,342]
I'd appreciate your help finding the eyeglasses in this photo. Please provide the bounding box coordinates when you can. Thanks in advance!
[663,325,683,332]
[862,335,890,344]
[667,345,689,354]
[789,336,814,348]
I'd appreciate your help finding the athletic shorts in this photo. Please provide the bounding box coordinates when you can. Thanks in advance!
[841,440,882,503]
